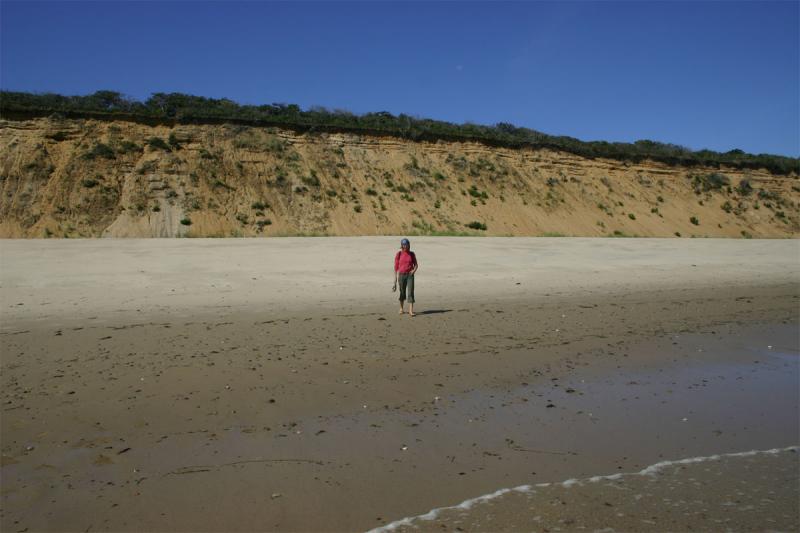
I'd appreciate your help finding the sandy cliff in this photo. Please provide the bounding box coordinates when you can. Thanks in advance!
[0,117,797,238]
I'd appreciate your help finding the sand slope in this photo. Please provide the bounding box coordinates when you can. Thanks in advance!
[1,117,798,238]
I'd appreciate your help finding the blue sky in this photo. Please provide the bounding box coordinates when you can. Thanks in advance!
[1,1,798,156]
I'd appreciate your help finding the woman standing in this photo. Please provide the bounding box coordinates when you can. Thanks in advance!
[393,238,418,317]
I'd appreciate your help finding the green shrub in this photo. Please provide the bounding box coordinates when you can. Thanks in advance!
[46,131,70,142]
[83,143,115,160]
[365,188,378,196]
[690,216,699,225]
[117,140,140,154]
[628,213,636,220]
[251,201,268,210]
[213,179,235,190]
[81,178,99,188]
[147,137,171,151]
[757,189,780,201]
[168,132,181,149]
[411,220,435,233]
[468,185,488,199]
[691,172,729,192]
[736,179,753,196]
[264,136,285,153]
[301,174,320,187]
[326,189,337,197]
[465,221,487,231]
[180,217,192,226]
[721,201,732,213]
[353,204,362,213]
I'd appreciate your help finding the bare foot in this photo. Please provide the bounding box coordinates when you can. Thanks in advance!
[409,312,416,317]
[398,309,405,314]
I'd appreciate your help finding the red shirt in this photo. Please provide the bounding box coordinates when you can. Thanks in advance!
[394,250,417,274]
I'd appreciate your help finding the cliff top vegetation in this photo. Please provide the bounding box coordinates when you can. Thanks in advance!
[2,90,797,175]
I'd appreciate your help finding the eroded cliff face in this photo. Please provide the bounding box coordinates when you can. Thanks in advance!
[1,117,797,238]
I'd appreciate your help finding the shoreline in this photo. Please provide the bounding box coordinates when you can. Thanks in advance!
[372,446,799,532]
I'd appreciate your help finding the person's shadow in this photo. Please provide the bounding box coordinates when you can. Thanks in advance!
[416,309,452,316]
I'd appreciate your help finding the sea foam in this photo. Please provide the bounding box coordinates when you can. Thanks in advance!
[368,445,799,533]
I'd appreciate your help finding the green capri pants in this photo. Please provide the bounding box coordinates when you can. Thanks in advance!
[398,273,415,303]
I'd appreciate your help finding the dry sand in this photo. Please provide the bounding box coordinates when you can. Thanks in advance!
[1,237,799,532]
[2,237,798,323]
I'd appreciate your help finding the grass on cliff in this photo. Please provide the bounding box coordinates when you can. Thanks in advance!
[3,89,798,175]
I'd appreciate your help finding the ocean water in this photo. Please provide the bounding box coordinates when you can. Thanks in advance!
[371,446,799,532]
[366,325,799,533]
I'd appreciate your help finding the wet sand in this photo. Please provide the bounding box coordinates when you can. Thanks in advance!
[379,447,799,532]
[1,237,799,532]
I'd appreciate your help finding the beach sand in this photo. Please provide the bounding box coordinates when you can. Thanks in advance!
[1,237,798,532]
